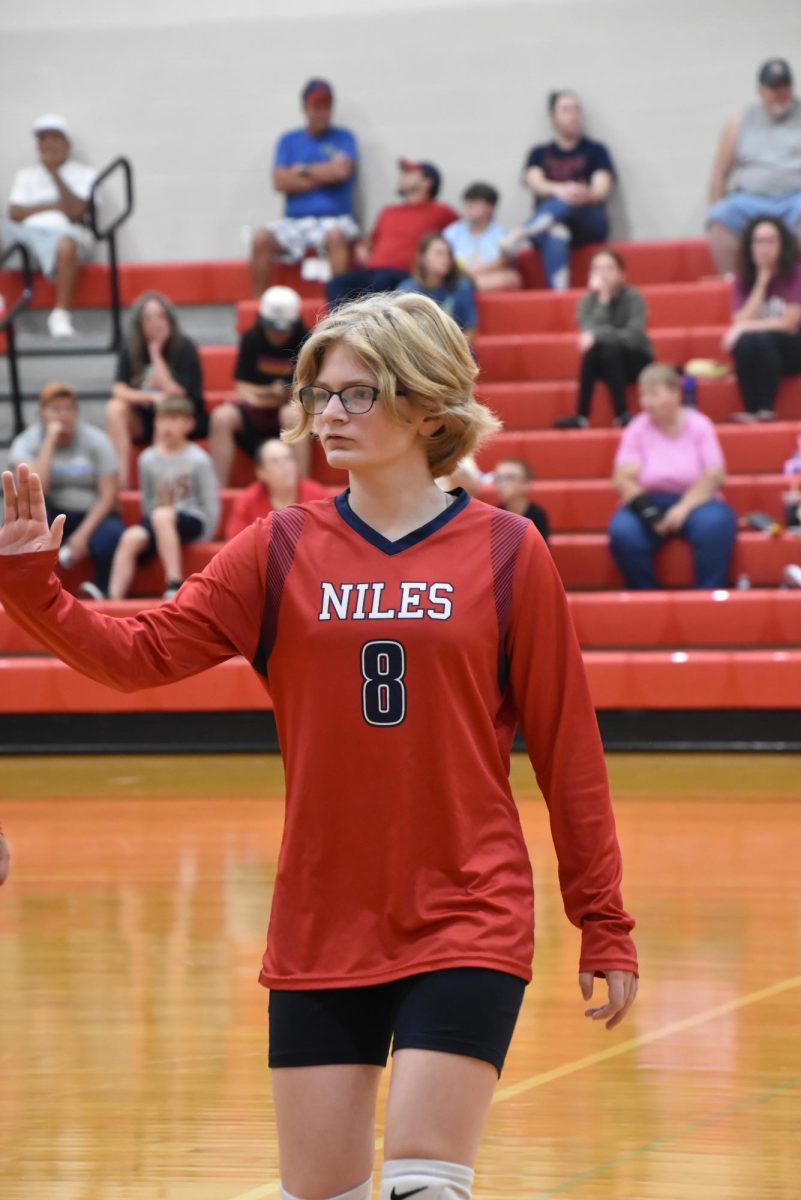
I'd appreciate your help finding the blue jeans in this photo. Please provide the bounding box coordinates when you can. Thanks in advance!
[326,266,408,308]
[524,198,609,289]
[49,505,126,592]
[608,493,737,589]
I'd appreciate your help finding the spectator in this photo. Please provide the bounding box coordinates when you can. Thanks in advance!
[105,292,207,488]
[493,459,550,542]
[249,80,358,295]
[443,182,522,291]
[608,364,736,589]
[225,439,328,540]
[723,216,801,422]
[326,159,458,307]
[707,59,801,275]
[210,287,309,485]
[107,395,219,601]
[555,249,652,429]
[8,381,124,600]
[396,233,478,340]
[0,114,95,338]
[503,90,615,289]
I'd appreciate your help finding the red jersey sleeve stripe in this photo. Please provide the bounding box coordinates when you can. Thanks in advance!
[255,505,307,675]
[490,508,529,691]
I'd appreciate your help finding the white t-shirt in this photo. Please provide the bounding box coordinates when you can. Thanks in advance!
[9,160,96,231]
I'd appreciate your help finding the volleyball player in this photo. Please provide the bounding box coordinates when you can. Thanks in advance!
[0,292,638,1200]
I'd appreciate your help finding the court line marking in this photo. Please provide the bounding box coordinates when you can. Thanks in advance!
[493,971,801,1104]
[530,1074,801,1197]
[225,972,801,1200]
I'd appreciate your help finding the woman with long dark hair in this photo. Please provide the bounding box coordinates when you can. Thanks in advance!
[105,291,207,485]
[724,215,801,421]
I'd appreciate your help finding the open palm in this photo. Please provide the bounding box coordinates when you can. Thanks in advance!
[1,464,65,555]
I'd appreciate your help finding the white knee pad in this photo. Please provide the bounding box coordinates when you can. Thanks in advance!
[280,1178,371,1200]
[380,1158,473,1199]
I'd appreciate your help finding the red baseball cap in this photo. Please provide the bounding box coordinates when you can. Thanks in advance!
[398,158,442,198]
[303,79,333,103]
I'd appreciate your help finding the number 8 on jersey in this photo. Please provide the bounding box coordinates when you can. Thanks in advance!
[361,639,406,727]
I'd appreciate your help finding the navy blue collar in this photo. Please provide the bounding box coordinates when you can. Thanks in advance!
[335,487,469,555]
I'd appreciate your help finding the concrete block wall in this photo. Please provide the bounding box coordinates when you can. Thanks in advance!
[1,0,799,262]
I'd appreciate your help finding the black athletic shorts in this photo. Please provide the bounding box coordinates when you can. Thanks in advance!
[268,967,526,1076]
[235,401,282,458]
[136,511,204,561]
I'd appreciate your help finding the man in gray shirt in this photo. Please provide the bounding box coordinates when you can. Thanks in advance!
[8,381,124,595]
[707,58,801,273]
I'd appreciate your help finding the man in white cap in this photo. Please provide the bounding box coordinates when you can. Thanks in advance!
[1,115,96,337]
[707,59,801,273]
[209,286,310,485]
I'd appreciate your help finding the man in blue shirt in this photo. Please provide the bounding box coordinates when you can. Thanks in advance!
[249,79,359,295]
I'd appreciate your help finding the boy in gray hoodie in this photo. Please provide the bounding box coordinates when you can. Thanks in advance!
[106,394,219,599]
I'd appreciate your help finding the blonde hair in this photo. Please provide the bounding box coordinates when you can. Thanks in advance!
[638,362,682,392]
[283,291,501,477]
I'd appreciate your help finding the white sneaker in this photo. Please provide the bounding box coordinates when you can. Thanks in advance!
[48,308,76,338]
[499,228,533,256]
[301,257,332,283]
[782,564,801,588]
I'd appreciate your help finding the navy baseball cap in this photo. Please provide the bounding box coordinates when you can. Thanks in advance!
[758,58,793,88]
[398,158,442,198]
[302,79,333,103]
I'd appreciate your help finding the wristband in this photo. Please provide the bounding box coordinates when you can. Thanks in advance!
[627,493,661,529]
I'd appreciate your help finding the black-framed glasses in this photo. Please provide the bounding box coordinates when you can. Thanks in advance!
[299,385,380,415]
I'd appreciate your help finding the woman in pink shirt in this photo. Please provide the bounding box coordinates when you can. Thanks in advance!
[608,364,736,588]
[724,216,801,422]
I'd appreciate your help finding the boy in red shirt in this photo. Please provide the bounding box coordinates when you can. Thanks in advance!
[326,160,458,308]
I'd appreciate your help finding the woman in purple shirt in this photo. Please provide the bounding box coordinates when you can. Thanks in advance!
[724,216,801,421]
[608,364,736,588]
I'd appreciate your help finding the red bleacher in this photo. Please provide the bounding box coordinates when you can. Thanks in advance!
[2,239,801,723]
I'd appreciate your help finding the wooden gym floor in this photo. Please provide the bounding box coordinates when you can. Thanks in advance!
[1,752,799,1199]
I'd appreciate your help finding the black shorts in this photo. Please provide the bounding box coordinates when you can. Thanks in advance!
[137,511,205,561]
[235,401,282,458]
[268,967,526,1076]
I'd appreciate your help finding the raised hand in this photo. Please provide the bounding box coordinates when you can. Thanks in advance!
[0,464,66,556]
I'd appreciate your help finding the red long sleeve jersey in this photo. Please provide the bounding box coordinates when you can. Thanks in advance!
[0,491,637,987]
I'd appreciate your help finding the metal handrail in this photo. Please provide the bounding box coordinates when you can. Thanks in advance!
[0,240,34,330]
[88,156,134,351]
[0,241,33,442]
[88,155,134,241]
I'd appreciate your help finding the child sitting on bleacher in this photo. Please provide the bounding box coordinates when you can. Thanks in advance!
[397,233,478,342]
[104,394,219,601]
